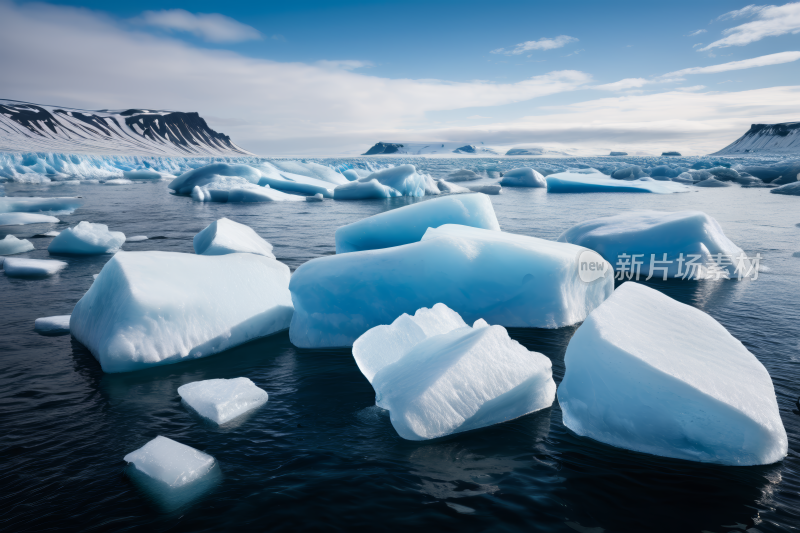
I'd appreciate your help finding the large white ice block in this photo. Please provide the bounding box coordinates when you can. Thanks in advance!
[48,221,125,255]
[178,378,268,425]
[354,304,556,440]
[0,196,83,214]
[3,258,67,277]
[335,194,501,253]
[70,251,294,373]
[0,213,59,226]
[547,171,690,194]
[256,163,335,197]
[557,282,788,466]
[124,436,216,488]
[0,235,34,255]
[500,168,546,188]
[289,224,614,348]
[34,315,71,335]
[558,211,748,279]
[168,163,261,196]
[333,164,437,199]
[193,218,274,259]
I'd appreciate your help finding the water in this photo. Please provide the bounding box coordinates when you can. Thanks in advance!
[2,168,799,532]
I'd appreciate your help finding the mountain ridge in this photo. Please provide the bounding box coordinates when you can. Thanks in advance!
[712,122,800,155]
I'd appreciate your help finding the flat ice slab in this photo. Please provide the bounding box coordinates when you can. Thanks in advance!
[3,258,66,278]
[70,251,294,372]
[0,235,34,255]
[34,315,71,335]
[0,196,83,214]
[124,436,216,488]
[48,221,125,255]
[335,194,501,253]
[557,282,788,465]
[178,378,268,425]
[193,218,275,258]
[500,168,547,188]
[289,224,614,348]
[126,236,148,242]
[558,210,749,279]
[547,171,690,194]
[0,213,60,226]
[354,304,556,440]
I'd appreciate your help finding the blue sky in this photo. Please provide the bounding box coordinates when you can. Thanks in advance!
[1,0,799,155]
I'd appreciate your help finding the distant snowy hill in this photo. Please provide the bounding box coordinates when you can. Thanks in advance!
[363,142,498,156]
[712,122,800,155]
[0,100,251,156]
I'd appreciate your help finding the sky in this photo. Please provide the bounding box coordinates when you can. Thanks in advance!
[0,0,799,155]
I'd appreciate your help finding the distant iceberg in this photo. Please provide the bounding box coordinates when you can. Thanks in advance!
[333,164,438,199]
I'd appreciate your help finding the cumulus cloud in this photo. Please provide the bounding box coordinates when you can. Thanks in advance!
[701,2,800,50]
[138,9,262,43]
[491,35,578,55]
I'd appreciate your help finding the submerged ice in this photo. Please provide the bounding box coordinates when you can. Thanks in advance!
[557,282,787,465]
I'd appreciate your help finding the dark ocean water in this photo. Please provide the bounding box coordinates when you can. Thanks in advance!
[1,167,799,532]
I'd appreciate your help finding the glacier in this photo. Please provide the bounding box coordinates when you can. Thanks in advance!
[289,224,614,348]
[557,211,749,279]
[48,221,125,255]
[70,251,294,373]
[353,304,556,440]
[34,315,71,335]
[557,282,788,465]
[178,377,268,426]
[334,194,500,253]
[194,218,275,258]
[3,257,66,278]
[499,168,547,188]
[0,235,34,255]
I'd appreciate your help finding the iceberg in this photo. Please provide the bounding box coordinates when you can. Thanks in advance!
[178,377,268,425]
[0,213,60,226]
[0,235,34,255]
[0,196,83,214]
[289,224,614,348]
[3,258,67,278]
[335,194,501,253]
[34,315,71,335]
[499,168,547,188]
[547,171,690,194]
[436,180,470,193]
[256,164,336,197]
[48,221,125,255]
[193,218,275,259]
[70,251,293,372]
[189,177,304,203]
[268,161,348,185]
[169,163,261,196]
[695,177,731,188]
[353,304,556,440]
[333,165,437,199]
[446,169,481,182]
[557,282,788,465]
[771,182,800,196]
[123,170,167,180]
[557,211,748,279]
[104,179,133,185]
[467,184,501,195]
[305,193,324,202]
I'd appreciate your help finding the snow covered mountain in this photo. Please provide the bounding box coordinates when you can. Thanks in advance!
[712,122,800,155]
[363,142,498,156]
[0,100,252,156]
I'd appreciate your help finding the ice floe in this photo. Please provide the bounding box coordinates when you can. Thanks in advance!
[123,170,167,180]
[0,235,34,255]
[34,315,71,335]
[335,194,500,253]
[436,180,471,193]
[0,213,60,226]
[353,304,556,440]
[178,377,268,425]
[0,196,83,214]
[3,258,66,277]
[558,282,788,465]
[48,221,125,255]
[499,168,547,188]
[695,177,731,188]
[126,235,148,242]
[289,224,614,348]
[547,171,691,194]
[193,218,274,258]
[467,184,501,195]
[558,211,749,279]
[333,165,437,199]
[70,251,293,372]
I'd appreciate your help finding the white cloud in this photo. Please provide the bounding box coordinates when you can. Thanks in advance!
[466,115,491,119]
[687,29,707,36]
[491,35,578,55]
[702,2,800,50]
[594,78,651,91]
[692,43,704,48]
[315,60,373,71]
[138,9,262,43]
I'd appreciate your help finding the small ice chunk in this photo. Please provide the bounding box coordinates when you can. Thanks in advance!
[305,193,324,202]
[695,177,731,188]
[48,221,125,255]
[445,169,481,182]
[355,304,556,440]
[124,436,216,488]
[178,378,268,425]
[0,213,60,226]
[34,315,71,335]
[3,258,67,278]
[499,168,547,188]
[467,184,501,195]
[32,231,61,238]
[0,235,34,255]
[558,282,788,465]
[193,218,274,258]
[126,236,148,242]
[335,193,500,253]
